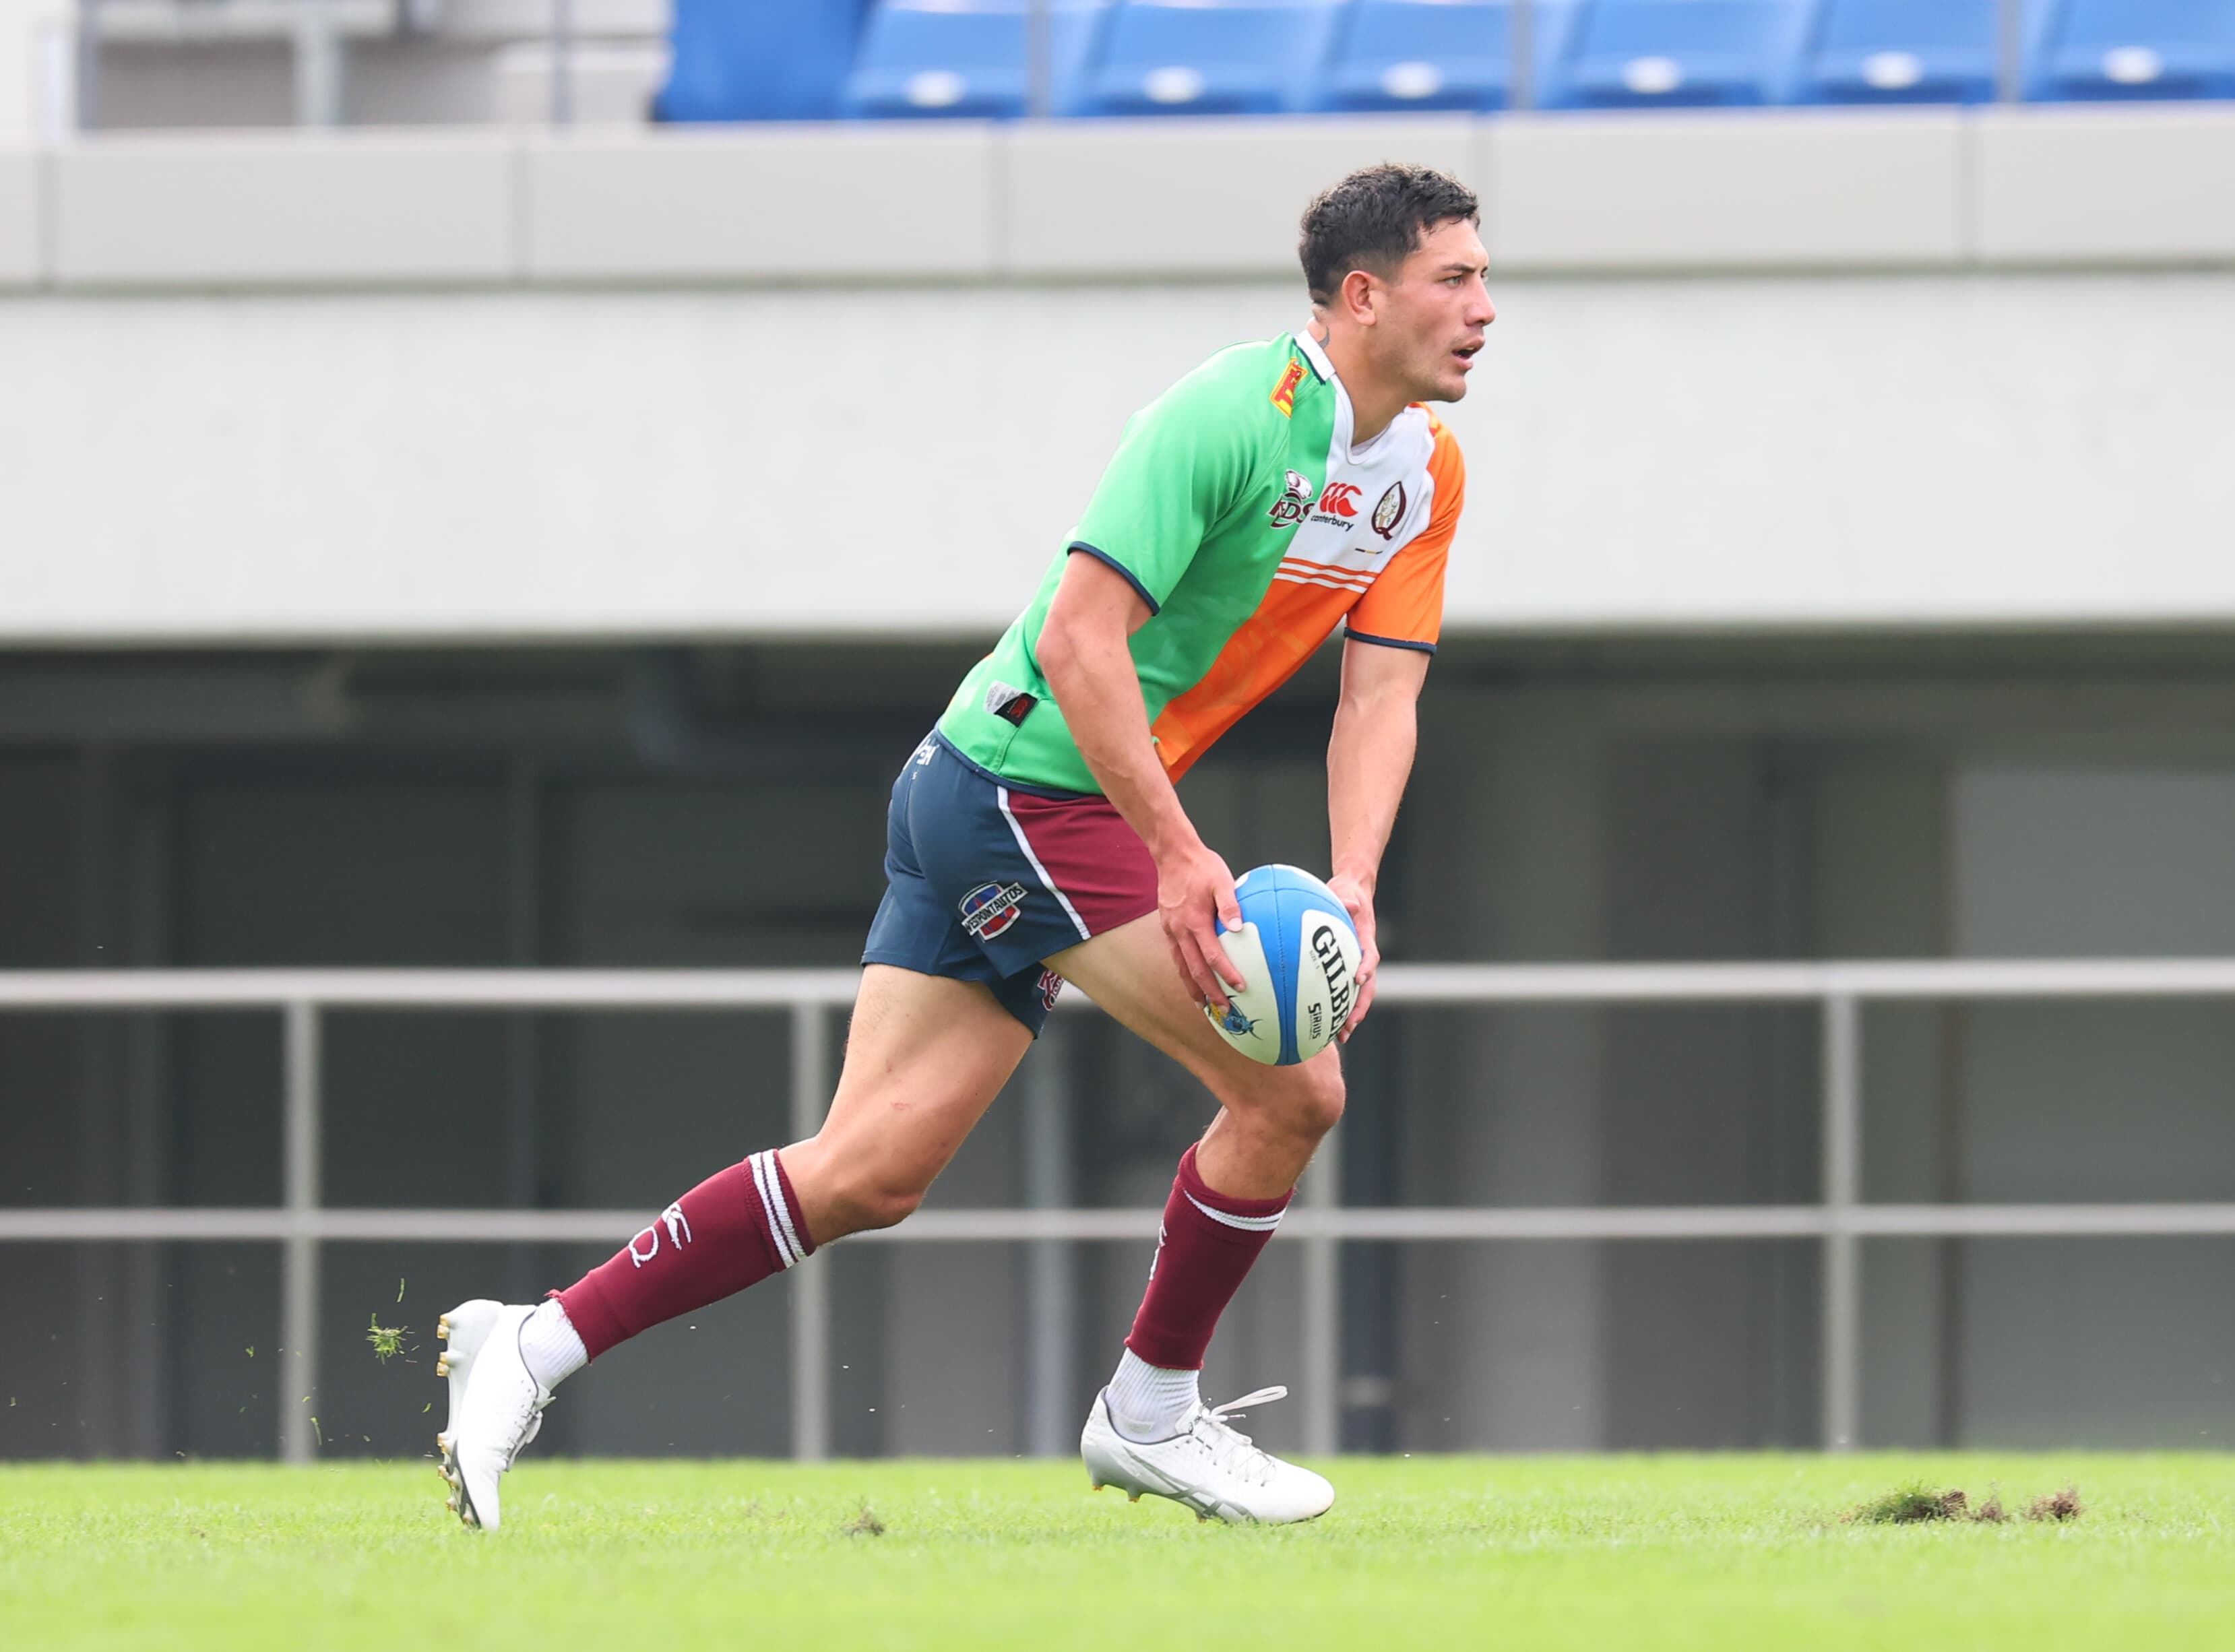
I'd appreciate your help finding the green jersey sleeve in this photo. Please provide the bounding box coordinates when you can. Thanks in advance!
[1065,351,1272,614]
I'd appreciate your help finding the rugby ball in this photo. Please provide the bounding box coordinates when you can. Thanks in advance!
[1203,864,1364,1066]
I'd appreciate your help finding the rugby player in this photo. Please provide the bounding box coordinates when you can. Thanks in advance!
[437,163,1492,1529]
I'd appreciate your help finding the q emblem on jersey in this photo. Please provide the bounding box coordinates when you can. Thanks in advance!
[1270,358,1307,418]
[1371,480,1408,540]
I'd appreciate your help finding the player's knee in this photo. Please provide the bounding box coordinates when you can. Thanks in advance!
[1259,1057,1344,1141]
[1294,1059,1347,1139]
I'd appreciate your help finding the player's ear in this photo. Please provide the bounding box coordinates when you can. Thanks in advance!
[1340,267,1378,327]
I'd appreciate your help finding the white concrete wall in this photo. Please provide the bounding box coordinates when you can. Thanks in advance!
[1,269,2230,643]
[52,130,518,284]
[0,106,2232,286]
[524,125,996,282]
[0,144,34,283]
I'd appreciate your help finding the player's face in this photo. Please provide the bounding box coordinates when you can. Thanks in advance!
[1381,218,1494,403]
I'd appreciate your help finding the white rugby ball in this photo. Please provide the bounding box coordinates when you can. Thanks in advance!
[1202,864,1364,1066]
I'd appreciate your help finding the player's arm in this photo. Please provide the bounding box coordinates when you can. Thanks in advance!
[1329,420,1462,1039]
[1036,553,1246,1012]
[1325,638,1430,1042]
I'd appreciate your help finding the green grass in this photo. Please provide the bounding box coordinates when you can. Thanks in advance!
[3,1455,2231,1651]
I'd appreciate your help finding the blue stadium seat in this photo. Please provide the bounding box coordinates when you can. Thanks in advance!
[1317,0,1582,112]
[2035,0,2235,102]
[1079,0,1350,117]
[1799,0,2000,103]
[844,0,1112,119]
[655,0,868,123]
[1550,0,1815,108]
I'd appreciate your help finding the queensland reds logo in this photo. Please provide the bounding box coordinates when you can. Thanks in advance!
[1371,480,1407,540]
[1315,482,1361,518]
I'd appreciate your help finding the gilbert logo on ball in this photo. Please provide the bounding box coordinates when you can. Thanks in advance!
[1203,864,1363,1066]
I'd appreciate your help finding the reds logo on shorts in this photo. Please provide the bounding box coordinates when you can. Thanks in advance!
[959,881,1028,939]
[1038,970,1065,1011]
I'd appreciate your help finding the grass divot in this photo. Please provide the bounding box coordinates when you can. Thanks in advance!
[844,1501,887,1537]
[366,1314,410,1364]
[1849,1482,2074,1525]
[2028,1486,2083,1523]
[1849,1483,1968,1524]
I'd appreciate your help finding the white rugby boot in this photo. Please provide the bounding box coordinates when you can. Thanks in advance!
[435,1301,553,1531]
[433,1298,501,1465]
[1081,1385,1334,1525]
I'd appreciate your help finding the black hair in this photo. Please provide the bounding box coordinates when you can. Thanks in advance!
[1298,163,1480,307]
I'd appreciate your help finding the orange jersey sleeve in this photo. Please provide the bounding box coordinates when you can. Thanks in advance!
[1346,415,1463,654]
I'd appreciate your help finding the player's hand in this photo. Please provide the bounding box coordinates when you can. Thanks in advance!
[1326,870,1379,1043]
[1157,839,1246,1011]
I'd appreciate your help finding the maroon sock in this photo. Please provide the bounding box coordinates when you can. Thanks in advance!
[1125,1143,1292,1370]
[557,1148,814,1361]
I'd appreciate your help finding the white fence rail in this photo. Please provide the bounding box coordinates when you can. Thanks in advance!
[10,959,2235,1463]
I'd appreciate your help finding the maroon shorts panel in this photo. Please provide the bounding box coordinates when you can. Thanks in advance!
[1000,787,1160,939]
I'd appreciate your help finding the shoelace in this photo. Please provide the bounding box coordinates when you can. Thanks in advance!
[1189,1386,1290,1487]
[500,1378,557,1469]
[483,1331,555,1471]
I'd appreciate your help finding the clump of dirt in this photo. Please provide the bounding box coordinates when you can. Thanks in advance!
[1849,1482,2077,1526]
[1850,1483,1970,1524]
[2027,1486,2083,1523]
[844,1501,887,1537]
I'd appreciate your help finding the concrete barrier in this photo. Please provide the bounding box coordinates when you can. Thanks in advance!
[51,130,516,287]
[1003,116,1475,278]
[1486,111,1966,271]
[1,106,2231,290]
[527,125,999,282]
[1974,107,2235,264]
[0,148,36,287]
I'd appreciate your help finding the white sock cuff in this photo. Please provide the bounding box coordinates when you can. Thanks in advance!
[1106,1347,1200,1442]
[520,1298,589,1391]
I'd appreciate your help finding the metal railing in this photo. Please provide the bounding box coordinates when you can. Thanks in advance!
[9,958,2235,1462]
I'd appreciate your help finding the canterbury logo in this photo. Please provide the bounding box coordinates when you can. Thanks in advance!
[1315,482,1361,518]
[627,1201,692,1267]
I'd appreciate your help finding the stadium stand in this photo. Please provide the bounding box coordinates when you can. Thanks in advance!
[651,0,2235,119]
[1548,0,1815,107]
[1315,0,1577,112]
[1061,0,1349,116]
[1797,0,2006,104]
[655,0,867,122]
[2034,0,2235,102]
[842,0,1111,119]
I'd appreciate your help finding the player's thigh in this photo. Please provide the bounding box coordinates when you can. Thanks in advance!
[1046,913,1343,1127]
[787,963,1033,1237]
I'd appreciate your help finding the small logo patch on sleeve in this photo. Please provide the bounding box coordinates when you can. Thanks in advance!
[1270,358,1307,418]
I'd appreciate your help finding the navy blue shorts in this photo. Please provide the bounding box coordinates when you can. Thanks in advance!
[862,734,1160,1034]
